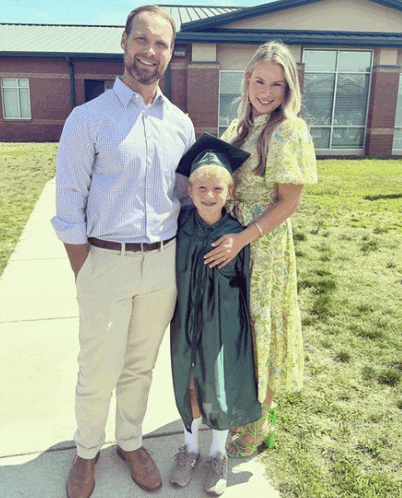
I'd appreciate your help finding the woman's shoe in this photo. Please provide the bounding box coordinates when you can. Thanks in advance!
[227,403,276,458]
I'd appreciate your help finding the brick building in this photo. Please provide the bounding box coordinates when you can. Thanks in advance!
[1,0,402,156]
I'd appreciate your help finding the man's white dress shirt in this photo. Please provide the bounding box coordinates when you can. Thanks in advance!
[51,77,195,244]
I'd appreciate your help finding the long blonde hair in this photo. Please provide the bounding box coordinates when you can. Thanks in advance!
[232,41,301,176]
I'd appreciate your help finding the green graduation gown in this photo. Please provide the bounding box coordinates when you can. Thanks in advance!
[170,206,261,432]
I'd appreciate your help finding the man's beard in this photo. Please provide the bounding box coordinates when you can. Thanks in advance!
[124,53,165,86]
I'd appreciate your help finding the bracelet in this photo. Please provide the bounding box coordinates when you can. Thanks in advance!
[253,221,264,238]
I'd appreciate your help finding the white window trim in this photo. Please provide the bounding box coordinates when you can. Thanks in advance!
[1,78,31,120]
[392,73,402,153]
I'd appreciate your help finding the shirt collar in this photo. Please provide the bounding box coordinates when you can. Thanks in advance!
[113,77,164,108]
[194,207,229,232]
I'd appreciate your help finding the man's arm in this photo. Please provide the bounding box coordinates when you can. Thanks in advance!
[51,108,96,277]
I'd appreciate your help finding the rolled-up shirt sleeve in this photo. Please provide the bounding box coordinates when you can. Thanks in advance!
[51,108,95,244]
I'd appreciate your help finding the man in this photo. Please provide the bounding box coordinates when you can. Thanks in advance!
[51,6,194,498]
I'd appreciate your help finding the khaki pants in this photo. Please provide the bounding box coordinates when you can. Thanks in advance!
[74,240,177,458]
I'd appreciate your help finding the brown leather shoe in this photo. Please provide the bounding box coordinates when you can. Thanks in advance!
[66,452,100,498]
[117,446,162,492]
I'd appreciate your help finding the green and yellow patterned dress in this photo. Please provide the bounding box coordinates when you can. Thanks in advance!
[221,114,317,403]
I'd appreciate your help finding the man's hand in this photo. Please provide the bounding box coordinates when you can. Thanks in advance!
[64,243,89,280]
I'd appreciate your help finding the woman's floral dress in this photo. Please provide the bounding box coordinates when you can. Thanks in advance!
[221,114,318,403]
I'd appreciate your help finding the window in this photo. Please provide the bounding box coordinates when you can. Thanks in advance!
[393,74,402,151]
[218,71,244,137]
[303,50,372,149]
[1,78,31,119]
[84,79,115,102]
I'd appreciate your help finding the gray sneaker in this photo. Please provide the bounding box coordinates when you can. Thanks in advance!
[169,445,201,487]
[204,452,228,496]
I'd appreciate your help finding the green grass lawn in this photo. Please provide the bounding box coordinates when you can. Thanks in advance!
[0,142,57,275]
[264,159,402,498]
[1,145,402,496]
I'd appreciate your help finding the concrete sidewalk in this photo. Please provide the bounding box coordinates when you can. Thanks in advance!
[0,178,281,498]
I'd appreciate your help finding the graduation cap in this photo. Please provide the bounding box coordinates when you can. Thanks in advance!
[176,132,250,178]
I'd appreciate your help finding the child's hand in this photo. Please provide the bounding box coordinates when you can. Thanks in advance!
[204,233,244,269]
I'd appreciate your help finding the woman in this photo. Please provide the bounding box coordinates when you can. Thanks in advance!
[204,40,318,457]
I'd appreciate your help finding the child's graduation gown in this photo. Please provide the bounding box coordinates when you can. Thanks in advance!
[170,206,261,432]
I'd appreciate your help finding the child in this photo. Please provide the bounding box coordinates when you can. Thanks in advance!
[170,133,261,496]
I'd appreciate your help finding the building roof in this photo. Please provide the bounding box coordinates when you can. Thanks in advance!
[162,4,245,29]
[180,0,402,31]
[0,4,246,57]
[2,0,402,57]
[0,24,124,57]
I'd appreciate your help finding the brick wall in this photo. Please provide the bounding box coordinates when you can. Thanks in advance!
[0,57,70,141]
[0,122,64,141]
[297,62,305,93]
[187,62,220,137]
[0,57,128,141]
[170,63,188,113]
[74,59,123,105]
[2,49,401,152]
[365,65,400,156]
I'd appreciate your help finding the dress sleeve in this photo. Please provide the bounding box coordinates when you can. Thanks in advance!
[265,118,318,186]
[220,119,239,142]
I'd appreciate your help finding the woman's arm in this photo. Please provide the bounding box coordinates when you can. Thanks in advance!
[204,183,303,269]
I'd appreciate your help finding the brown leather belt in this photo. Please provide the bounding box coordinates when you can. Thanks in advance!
[88,236,175,252]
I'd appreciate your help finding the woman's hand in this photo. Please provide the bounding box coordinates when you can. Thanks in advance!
[204,233,245,269]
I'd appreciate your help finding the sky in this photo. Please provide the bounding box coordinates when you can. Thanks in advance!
[1,0,264,25]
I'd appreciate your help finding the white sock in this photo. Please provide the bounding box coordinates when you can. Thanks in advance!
[209,429,229,457]
[184,416,202,453]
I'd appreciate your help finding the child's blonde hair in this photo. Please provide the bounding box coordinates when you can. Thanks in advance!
[188,164,234,189]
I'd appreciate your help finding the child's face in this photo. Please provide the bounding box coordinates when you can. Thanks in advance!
[189,169,232,225]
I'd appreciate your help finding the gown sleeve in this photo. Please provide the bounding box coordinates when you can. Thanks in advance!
[177,205,194,230]
[265,117,318,186]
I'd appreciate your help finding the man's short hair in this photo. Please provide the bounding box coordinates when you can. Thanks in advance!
[124,5,177,46]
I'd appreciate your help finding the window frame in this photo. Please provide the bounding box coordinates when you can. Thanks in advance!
[302,48,373,151]
[1,78,32,120]
[218,70,244,137]
[392,73,402,152]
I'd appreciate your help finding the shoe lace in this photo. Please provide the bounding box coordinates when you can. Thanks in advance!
[208,456,225,476]
[174,446,189,467]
